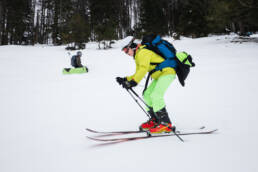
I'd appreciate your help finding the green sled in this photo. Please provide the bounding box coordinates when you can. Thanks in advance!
[62,67,88,74]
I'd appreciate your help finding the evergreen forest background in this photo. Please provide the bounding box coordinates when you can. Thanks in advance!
[0,0,257,48]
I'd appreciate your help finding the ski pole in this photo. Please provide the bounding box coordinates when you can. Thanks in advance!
[172,130,184,142]
[129,88,150,108]
[125,88,150,118]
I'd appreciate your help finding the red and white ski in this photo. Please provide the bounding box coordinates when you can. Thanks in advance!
[86,128,217,142]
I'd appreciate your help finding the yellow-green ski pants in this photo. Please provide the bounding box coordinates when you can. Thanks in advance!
[143,74,176,112]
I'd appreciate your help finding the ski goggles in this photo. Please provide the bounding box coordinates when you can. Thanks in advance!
[122,47,129,54]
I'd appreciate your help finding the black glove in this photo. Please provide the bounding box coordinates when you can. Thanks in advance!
[122,80,137,89]
[116,77,126,85]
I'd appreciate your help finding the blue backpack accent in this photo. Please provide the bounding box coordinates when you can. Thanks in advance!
[141,34,195,88]
[141,35,177,71]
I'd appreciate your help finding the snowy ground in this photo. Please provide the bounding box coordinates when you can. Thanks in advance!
[1,34,258,172]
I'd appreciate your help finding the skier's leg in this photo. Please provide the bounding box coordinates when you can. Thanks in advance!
[140,80,158,131]
[150,74,175,113]
[143,79,157,111]
[148,74,176,134]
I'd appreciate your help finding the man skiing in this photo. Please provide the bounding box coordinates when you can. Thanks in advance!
[116,39,176,134]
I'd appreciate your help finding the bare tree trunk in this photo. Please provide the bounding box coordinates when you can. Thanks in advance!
[238,21,245,35]
[0,0,2,45]
[53,0,60,45]
[1,1,8,45]
[40,0,45,44]
[30,0,36,45]
[231,22,236,33]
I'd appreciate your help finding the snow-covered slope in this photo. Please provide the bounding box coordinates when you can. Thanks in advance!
[0,34,258,172]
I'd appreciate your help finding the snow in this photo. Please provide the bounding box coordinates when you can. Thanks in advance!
[1,34,258,172]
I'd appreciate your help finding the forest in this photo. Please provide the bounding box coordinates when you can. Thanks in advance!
[0,0,257,48]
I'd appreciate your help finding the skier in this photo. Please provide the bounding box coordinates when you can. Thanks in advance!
[116,40,176,134]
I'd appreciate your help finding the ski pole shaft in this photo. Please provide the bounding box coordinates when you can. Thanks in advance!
[172,130,184,142]
[129,88,150,108]
[126,89,150,118]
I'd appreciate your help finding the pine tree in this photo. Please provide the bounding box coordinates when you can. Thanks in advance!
[0,0,34,45]
[1,0,258,46]
[139,0,168,36]
[65,13,90,49]
[175,0,210,37]
[228,0,258,35]
[89,0,120,49]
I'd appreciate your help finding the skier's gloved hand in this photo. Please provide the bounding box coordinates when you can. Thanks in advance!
[116,77,126,85]
[122,80,137,89]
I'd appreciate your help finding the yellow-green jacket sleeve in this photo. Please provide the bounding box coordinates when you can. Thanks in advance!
[127,49,152,83]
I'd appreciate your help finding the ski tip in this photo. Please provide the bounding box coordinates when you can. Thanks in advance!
[87,136,122,142]
[205,129,218,134]
[85,128,98,133]
[213,129,218,132]
[86,136,105,142]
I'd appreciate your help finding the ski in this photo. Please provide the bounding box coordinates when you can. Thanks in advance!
[85,128,145,136]
[86,126,206,137]
[87,129,218,142]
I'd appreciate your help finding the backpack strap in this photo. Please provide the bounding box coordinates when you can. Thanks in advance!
[187,55,195,67]
[142,69,156,95]
[150,62,160,65]
[182,58,188,64]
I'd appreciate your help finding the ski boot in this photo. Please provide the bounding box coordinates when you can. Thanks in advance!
[139,108,158,131]
[148,107,176,134]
